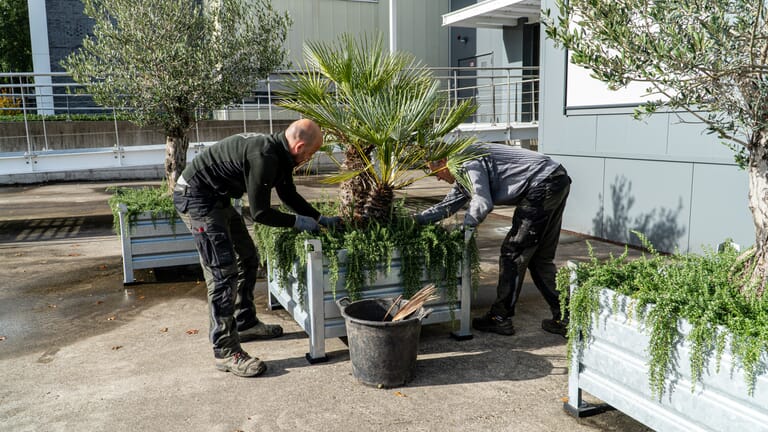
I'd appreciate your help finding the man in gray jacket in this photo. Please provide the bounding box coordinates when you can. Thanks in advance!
[415,143,571,336]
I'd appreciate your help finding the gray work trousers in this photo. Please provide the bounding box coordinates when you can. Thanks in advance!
[489,169,571,321]
[174,187,260,358]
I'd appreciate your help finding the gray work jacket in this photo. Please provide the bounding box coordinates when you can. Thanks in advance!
[417,143,562,227]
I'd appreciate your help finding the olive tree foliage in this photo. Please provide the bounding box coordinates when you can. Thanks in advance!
[544,0,768,294]
[63,0,291,189]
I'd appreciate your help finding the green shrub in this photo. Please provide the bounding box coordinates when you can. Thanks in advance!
[106,184,175,234]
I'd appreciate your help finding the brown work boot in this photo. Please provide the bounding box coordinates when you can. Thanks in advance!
[238,321,284,342]
[215,351,266,377]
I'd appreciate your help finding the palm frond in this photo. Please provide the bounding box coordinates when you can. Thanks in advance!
[275,32,478,222]
[320,168,368,184]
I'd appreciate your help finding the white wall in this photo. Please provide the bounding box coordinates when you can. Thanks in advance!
[539,0,754,253]
[273,0,450,68]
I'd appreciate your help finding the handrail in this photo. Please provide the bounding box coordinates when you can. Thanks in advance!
[0,66,539,156]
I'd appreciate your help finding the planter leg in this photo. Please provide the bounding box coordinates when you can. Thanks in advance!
[267,292,283,311]
[563,397,613,418]
[451,229,475,341]
[305,240,328,364]
[118,205,135,284]
[563,263,612,418]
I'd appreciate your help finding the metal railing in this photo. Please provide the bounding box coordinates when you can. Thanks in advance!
[0,67,538,178]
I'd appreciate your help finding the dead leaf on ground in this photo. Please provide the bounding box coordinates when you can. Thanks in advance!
[186,329,199,335]
[14,252,23,257]
[561,396,569,403]
[47,304,57,308]
[99,265,107,270]
[394,391,407,398]
[160,327,168,333]
[67,253,82,257]
[107,315,116,321]
[95,300,103,305]
[138,295,145,300]
[0,336,6,341]
[111,346,123,350]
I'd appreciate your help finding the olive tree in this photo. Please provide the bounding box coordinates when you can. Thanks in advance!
[63,0,290,190]
[544,0,768,293]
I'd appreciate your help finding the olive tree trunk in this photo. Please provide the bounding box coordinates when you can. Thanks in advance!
[165,134,189,192]
[746,134,768,294]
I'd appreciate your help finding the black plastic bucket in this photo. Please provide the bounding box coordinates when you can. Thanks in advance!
[337,297,430,388]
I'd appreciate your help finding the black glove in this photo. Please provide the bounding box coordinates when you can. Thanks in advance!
[412,214,428,225]
[318,215,342,228]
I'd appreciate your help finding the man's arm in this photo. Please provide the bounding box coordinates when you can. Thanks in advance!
[274,180,321,220]
[247,157,318,227]
[415,184,470,224]
[463,159,494,227]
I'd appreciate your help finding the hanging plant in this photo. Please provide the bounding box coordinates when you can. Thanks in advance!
[106,184,176,234]
[559,232,768,398]
[253,200,480,304]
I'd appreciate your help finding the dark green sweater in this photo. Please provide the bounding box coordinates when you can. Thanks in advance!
[180,132,320,227]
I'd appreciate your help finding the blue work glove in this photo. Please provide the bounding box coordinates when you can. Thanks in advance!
[318,215,342,228]
[293,215,319,232]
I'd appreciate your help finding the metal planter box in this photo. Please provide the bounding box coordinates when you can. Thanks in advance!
[117,204,198,284]
[267,231,474,363]
[566,285,768,432]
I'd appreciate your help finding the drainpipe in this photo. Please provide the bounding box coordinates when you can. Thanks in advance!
[389,0,397,53]
[27,0,54,115]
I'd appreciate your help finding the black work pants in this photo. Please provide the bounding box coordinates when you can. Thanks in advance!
[173,186,260,358]
[489,169,571,321]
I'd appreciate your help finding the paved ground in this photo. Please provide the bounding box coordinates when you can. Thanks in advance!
[0,175,651,432]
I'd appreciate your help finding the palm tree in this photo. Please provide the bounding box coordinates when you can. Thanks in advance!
[277,34,477,225]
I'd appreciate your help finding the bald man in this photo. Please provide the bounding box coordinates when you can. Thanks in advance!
[173,119,338,377]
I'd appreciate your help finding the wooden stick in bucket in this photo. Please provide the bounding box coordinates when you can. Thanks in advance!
[392,284,437,321]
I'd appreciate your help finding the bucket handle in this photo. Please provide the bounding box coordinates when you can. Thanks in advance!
[336,296,351,313]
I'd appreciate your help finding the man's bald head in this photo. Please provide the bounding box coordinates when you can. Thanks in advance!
[286,119,323,165]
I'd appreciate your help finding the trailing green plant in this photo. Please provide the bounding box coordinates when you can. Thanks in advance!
[558,232,768,399]
[106,184,176,234]
[252,200,479,305]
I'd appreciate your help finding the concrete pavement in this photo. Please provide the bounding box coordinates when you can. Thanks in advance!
[0,175,650,432]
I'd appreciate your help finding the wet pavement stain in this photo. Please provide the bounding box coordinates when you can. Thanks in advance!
[0,240,208,361]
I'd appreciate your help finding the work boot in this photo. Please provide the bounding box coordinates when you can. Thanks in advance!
[238,321,283,342]
[472,313,515,335]
[541,319,568,337]
[215,351,266,377]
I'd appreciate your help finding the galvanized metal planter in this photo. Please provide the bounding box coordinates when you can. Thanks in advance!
[267,230,474,363]
[116,204,198,284]
[565,279,768,431]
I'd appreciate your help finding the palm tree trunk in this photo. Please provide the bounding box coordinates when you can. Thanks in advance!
[339,147,370,221]
[363,184,395,223]
[165,133,189,193]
